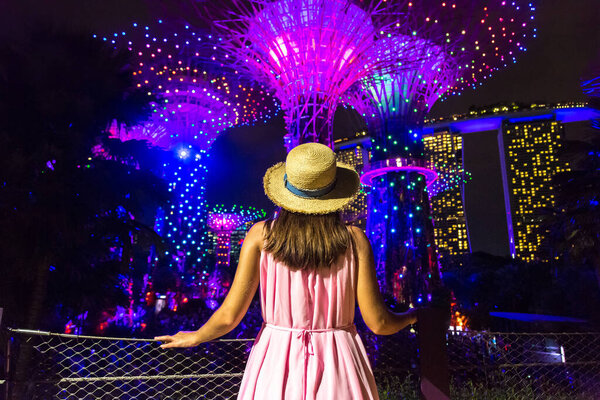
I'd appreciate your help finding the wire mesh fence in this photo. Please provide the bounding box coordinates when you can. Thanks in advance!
[447,330,600,400]
[2,329,253,400]
[2,327,599,399]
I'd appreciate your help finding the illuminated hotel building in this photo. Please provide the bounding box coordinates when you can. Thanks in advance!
[334,131,370,228]
[425,102,598,261]
[423,130,469,259]
[501,120,569,262]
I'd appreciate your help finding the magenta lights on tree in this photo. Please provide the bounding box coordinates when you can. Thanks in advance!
[358,36,460,155]
[107,121,170,149]
[207,0,400,150]
[346,0,538,305]
[353,0,538,159]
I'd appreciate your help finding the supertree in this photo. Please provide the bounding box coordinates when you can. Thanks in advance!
[346,0,538,305]
[203,0,405,150]
[206,205,267,298]
[99,20,279,296]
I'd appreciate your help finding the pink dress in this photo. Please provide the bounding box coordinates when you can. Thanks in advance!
[238,244,379,400]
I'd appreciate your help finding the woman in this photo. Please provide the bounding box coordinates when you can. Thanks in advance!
[156,143,417,399]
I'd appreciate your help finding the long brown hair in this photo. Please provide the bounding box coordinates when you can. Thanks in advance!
[263,208,352,270]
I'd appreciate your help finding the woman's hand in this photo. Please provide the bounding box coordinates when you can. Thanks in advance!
[154,331,201,349]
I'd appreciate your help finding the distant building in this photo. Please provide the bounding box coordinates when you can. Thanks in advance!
[334,102,597,262]
[425,102,597,260]
[501,119,569,261]
[423,130,470,259]
[229,222,252,267]
[334,131,370,228]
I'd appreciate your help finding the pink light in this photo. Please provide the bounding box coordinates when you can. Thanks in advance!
[361,166,438,187]
[207,213,246,232]
[360,158,438,187]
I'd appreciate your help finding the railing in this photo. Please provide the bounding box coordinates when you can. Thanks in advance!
[447,330,600,399]
[2,328,600,399]
[1,329,253,400]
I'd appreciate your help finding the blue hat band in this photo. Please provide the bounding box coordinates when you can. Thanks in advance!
[284,173,336,198]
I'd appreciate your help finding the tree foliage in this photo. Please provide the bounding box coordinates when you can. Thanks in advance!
[0,25,169,331]
[442,252,600,330]
[538,136,600,288]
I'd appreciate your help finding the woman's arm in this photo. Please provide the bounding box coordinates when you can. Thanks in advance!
[155,221,263,348]
[351,226,417,335]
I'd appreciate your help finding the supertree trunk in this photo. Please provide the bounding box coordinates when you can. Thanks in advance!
[364,119,440,306]
[366,168,439,305]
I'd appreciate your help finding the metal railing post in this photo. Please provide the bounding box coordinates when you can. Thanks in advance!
[417,307,451,400]
[3,333,10,400]
[0,307,10,400]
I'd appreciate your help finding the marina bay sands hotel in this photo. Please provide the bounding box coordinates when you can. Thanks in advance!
[335,102,600,263]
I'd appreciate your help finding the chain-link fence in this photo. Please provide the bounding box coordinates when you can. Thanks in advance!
[2,328,599,399]
[447,330,600,400]
[2,329,253,400]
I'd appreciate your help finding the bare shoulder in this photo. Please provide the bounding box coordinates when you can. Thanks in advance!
[347,225,369,251]
[245,221,266,249]
[347,225,364,239]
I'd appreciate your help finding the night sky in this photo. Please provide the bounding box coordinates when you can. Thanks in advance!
[4,0,599,254]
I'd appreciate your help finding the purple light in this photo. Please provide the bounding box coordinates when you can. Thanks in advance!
[206,299,219,311]
[212,0,395,149]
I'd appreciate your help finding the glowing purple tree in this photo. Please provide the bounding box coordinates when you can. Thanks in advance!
[348,0,538,305]
[100,21,278,290]
[207,0,400,150]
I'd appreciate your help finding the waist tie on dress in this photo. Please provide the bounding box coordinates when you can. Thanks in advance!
[263,323,355,400]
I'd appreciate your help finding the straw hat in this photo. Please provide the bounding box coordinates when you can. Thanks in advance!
[263,143,360,214]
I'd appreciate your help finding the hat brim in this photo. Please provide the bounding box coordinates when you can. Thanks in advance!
[263,161,361,214]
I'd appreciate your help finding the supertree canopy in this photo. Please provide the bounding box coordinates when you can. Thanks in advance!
[350,0,538,305]
[207,0,401,150]
[98,20,279,296]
